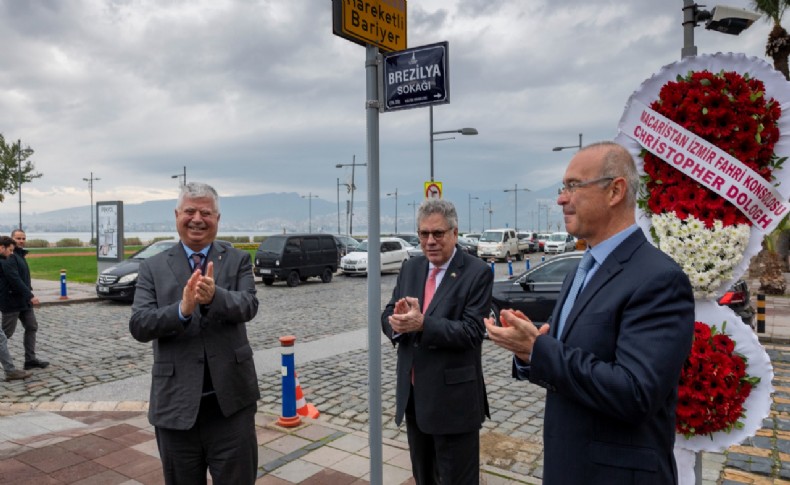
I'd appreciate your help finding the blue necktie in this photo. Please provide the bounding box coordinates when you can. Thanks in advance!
[191,252,205,274]
[557,251,595,338]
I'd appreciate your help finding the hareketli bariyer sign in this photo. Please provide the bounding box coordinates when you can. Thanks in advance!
[332,0,407,53]
[382,41,449,112]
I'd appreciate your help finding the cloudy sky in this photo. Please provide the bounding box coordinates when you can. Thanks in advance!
[0,0,776,220]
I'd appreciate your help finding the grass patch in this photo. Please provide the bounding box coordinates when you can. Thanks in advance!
[28,255,99,283]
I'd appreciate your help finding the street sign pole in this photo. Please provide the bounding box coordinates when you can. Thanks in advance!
[365,45,383,485]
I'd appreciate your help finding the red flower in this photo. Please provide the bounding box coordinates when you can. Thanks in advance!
[640,70,781,227]
[676,321,759,438]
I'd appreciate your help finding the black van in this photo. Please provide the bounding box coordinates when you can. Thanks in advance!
[253,234,339,287]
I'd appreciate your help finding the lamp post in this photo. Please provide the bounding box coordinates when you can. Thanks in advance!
[16,140,22,230]
[386,188,398,233]
[467,194,479,233]
[335,155,367,235]
[503,184,530,232]
[484,200,493,229]
[681,1,759,58]
[171,166,187,186]
[429,106,478,181]
[407,200,418,232]
[336,178,351,234]
[552,133,583,152]
[479,206,486,231]
[83,172,101,244]
[301,192,319,233]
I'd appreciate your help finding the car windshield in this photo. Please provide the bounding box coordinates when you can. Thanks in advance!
[538,233,551,240]
[257,236,288,254]
[480,231,504,242]
[132,240,177,259]
[355,241,369,252]
[549,234,566,241]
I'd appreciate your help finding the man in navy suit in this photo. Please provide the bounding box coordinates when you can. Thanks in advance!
[486,142,694,484]
[130,182,259,485]
[382,199,492,484]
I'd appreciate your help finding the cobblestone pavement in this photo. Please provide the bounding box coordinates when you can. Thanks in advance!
[3,258,790,483]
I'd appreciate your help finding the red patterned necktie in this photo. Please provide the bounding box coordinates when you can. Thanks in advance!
[422,267,442,313]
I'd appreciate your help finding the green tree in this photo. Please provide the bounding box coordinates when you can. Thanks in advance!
[0,134,42,203]
[751,0,790,80]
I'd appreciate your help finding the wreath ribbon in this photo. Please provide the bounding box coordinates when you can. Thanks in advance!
[621,99,789,233]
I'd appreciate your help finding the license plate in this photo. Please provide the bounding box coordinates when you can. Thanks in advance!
[344,265,355,270]
[259,268,272,274]
[98,286,110,293]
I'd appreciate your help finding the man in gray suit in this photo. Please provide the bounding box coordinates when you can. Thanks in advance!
[382,199,493,484]
[130,182,259,485]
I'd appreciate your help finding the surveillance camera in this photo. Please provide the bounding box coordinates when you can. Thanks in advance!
[705,5,761,35]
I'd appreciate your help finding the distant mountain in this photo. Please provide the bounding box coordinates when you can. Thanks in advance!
[0,185,566,235]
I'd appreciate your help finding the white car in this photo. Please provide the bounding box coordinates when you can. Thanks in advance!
[340,237,412,275]
[544,232,575,254]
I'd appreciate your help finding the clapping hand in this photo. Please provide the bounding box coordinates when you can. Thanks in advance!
[484,309,550,361]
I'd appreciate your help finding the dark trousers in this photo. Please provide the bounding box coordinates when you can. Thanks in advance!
[405,389,480,485]
[155,394,258,485]
[2,308,38,362]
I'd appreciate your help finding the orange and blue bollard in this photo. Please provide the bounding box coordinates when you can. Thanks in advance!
[276,335,302,427]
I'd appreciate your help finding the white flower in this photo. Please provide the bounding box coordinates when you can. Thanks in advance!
[648,213,748,297]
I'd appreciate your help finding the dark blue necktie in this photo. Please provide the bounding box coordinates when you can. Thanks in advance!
[191,252,205,274]
[557,251,595,338]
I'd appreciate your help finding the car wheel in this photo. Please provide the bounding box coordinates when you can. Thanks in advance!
[262,277,274,286]
[286,271,300,287]
[321,268,333,283]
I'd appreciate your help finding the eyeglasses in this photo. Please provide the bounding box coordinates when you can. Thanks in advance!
[418,229,450,241]
[558,177,615,195]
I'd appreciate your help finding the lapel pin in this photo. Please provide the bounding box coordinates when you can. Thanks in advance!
[450,272,457,278]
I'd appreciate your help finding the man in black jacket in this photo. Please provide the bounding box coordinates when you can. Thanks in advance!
[0,236,31,381]
[1,229,49,370]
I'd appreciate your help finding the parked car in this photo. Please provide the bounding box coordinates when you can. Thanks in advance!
[254,234,339,287]
[457,236,479,257]
[333,234,360,257]
[391,233,420,247]
[340,237,411,275]
[543,232,575,254]
[517,231,538,253]
[96,239,178,302]
[489,251,755,328]
[462,233,481,242]
[537,233,552,251]
[478,228,523,261]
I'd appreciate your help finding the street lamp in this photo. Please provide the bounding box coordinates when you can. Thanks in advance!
[681,1,760,58]
[171,166,187,186]
[467,194,479,233]
[83,172,101,244]
[386,188,398,233]
[335,155,367,235]
[336,178,351,234]
[503,184,530,232]
[484,200,493,229]
[552,133,583,152]
[407,200,418,232]
[301,192,319,233]
[429,105,478,181]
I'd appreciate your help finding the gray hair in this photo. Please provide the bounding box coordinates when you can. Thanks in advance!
[176,182,220,214]
[417,199,458,230]
[582,141,639,207]
[10,229,25,238]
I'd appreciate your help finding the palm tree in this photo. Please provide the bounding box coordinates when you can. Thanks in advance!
[751,0,790,79]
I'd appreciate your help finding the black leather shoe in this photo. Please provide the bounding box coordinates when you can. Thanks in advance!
[24,359,49,370]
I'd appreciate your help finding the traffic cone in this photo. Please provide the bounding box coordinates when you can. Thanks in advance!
[295,372,320,419]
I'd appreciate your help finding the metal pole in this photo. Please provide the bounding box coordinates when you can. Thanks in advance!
[183,166,187,185]
[350,155,356,235]
[394,188,398,233]
[682,0,698,58]
[429,105,434,181]
[337,178,341,234]
[365,44,383,485]
[308,193,312,233]
[17,140,22,230]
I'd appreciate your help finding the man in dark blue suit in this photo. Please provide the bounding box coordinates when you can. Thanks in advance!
[382,199,492,484]
[486,141,694,485]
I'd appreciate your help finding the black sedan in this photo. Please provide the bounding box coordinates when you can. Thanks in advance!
[96,239,178,302]
[490,251,755,328]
